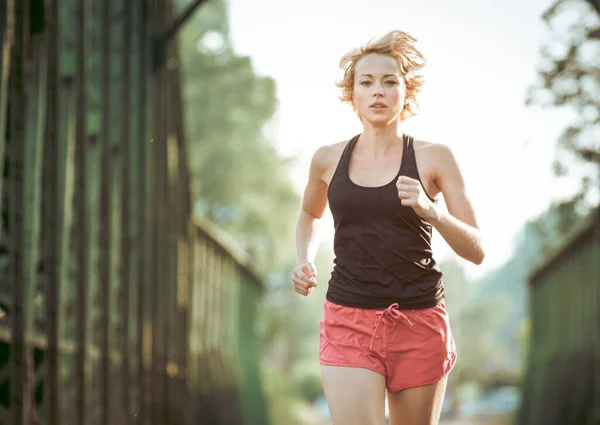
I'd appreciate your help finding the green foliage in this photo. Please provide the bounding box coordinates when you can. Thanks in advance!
[298,372,324,404]
[176,0,300,276]
[258,244,334,375]
[526,195,592,259]
[527,0,600,199]
[261,366,305,425]
[452,293,513,383]
[175,2,327,421]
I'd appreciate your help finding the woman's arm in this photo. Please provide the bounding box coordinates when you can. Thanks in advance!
[429,144,484,265]
[293,146,331,296]
[396,144,485,265]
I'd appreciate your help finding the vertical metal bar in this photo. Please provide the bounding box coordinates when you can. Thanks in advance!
[207,243,215,352]
[150,79,161,425]
[181,234,194,425]
[227,261,238,364]
[137,0,151,423]
[24,22,47,425]
[98,0,111,422]
[145,3,160,424]
[151,0,167,422]
[200,239,209,354]
[107,0,125,418]
[172,47,192,418]
[80,0,103,421]
[171,36,191,222]
[167,14,193,414]
[0,0,4,54]
[74,0,89,423]
[593,213,600,422]
[126,0,141,410]
[169,38,191,411]
[56,72,77,425]
[56,66,76,425]
[214,249,221,354]
[50,4,78,425]
[198,239,210,417]
[44,0,61,423]
[126,0,141,418]
[152,83,165,425]
[203,242,212,353]
[0,0,14,233]
[171,43,192,400]
[219,259,227,368]
[220,258,228,355]
[211,247,219,351]
[9,1,31,424]
[132,0,144,421]
[120,0,133,420]
[162,3,175,418]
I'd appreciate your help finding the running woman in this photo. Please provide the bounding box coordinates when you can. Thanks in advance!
[292,30,485,425]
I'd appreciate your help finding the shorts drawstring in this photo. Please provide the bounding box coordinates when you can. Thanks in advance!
[369,303,413,351]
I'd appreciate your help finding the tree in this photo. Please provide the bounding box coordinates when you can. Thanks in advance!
[176,0,300,275]
[527,0,600,206]
[175,3,314,421]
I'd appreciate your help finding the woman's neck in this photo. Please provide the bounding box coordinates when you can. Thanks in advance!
[358,121,404,157]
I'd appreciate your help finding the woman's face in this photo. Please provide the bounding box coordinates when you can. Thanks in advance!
[352,53,407,125]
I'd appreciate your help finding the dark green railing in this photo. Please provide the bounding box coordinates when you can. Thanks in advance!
[518,208,600,425]
[0,1,270,425]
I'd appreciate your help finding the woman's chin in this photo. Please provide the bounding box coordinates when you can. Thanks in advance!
[363,115,397,126]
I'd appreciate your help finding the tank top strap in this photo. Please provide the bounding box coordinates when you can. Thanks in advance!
[343,134,360,160]
[338,134,360,171]
[401,134,418,175]
[338,133,414,177]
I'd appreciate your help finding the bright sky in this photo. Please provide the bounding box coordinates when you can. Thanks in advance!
[226,0,578,279]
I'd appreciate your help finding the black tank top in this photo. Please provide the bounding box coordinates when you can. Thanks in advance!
[326,133,444,310]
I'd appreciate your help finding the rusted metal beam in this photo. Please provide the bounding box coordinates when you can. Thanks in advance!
[43,0,60,423]
[2,0,272,424]
[152,0,208,71]
[99,0,112,424]
[74,0,90,423]
[120,0,134,420]
[9,0,33,424]
[0,0,14,236]
[163,0,208,43]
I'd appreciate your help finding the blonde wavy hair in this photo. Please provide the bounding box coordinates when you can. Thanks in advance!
[337,30,426,121]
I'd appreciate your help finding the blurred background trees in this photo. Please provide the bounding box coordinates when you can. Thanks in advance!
[526,0,599,253]
[175,1,333,422]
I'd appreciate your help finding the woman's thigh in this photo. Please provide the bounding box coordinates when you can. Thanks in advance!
[321,365,387,425]
[387,375,448,425]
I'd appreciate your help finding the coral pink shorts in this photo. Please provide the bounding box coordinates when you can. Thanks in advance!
[319,299,457,393]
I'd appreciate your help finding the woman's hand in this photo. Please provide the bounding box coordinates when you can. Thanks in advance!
[396,175,438,221]
[292,262,317,296]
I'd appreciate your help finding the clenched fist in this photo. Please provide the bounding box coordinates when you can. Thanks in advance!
[396,175,437,220]
[292,262,317,297]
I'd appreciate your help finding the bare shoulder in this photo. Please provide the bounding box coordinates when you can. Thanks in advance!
[413,139,454,161]
[413,139,460,174]
[312,140,347,167]
[412,139,462,197]
[310,140,349,183]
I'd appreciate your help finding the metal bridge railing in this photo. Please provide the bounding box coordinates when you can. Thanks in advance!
[518,208,600,425]
[0,1,270,425]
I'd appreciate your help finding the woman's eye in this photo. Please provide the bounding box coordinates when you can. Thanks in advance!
[361,81,371,86]
[385,80,398,85]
